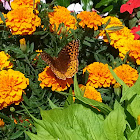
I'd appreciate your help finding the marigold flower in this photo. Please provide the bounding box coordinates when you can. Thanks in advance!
[114,64,138,87]
[38,66,73,91]
[48,6,77,34]
[83,62,115,88]
[0,119,4,126]
[73,84,102,103]
[0,69,29,110]
[84,85,102,102]
[77,11,102,30]
[99,16,134,59]
[128,40,140,65]
[0,13,6,24]
[6,8,41,35]
[0,51,13,70]
[11,0,40,9]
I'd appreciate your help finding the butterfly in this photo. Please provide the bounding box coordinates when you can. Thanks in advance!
[40,39,79,80]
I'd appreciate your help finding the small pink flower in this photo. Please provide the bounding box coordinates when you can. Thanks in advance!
[1,0,13,10]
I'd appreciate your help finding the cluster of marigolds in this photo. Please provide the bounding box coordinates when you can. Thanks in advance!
[0,0,140,126]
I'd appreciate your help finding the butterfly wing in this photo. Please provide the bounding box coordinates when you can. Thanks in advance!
[56,39,79,79]
[41,39,79,80]
[40,52,67,80]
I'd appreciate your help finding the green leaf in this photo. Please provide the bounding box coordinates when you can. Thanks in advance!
[74,74,112,114]
[106,26,124,31]
[127,95,140,119]
[74,74,83,97]
[27,104,105,140]
[120,74,140,102]
[128,126,140,140]
[136,31,140,36]
[56,0,70,7]
[64,87,74,107]
[103,101,127,140]
[48,98,59,109]
[81,0,93,11]
[137,11,140,19]
[129,18,137,29]
[105,31,111,43]
[0,12,5,23]
[95,0,113,8]
[102,5,113,13]
[9,130,24,139]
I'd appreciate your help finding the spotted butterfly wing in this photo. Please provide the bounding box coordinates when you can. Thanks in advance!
[41,40,79,80]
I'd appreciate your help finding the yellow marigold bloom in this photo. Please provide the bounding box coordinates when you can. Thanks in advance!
[0,119,4,126]
[77,11,102,30]
[0,69,29,110]
[114,64,138,87]
[0,51,13,70]
[72,84,102,103]
[6,8,41,35]
[128,40,140,65]
[84,85,102,102]
[99,16,134,59]
[38,66,73,91]
[11,0,40,9]
[83,62,115,88]
[48,6,77,34]
[0,13,6,24]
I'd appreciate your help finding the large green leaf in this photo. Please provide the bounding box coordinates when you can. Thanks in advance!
[74,74,112,114]
[26,104,105,140]
[120,74,140,102]
[128,126,140,140]
[127,95,140,119]
[103,101,127,140]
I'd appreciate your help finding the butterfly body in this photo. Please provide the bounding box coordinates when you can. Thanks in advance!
[41,40,79,80]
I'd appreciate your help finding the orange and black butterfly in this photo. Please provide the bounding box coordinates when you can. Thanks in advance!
[40,39,79,80]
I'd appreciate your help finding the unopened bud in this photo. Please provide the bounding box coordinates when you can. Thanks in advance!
[20,38,26,52]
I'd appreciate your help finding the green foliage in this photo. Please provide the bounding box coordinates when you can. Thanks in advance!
[0,0,140,139]
[81,0,93,11]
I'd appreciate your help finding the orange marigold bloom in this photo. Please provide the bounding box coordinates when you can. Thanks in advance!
[48,6,77,34]
[84,85,102,102]
[0,119,5,126]
[6,8,41,35]
[83,62,115,88]
[0,51,13,70]
[128,40,140,65]
[114,64,138,87]
[73,84,102,102]
[0,69,29,110]
[77,11,102,30]
[11,0,40,9]
[38,66,73,91]
[99,16,134,59]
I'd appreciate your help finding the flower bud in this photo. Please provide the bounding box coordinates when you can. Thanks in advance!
[10,107,15,112]
[20,38,26,52]
[113,83,121,96]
